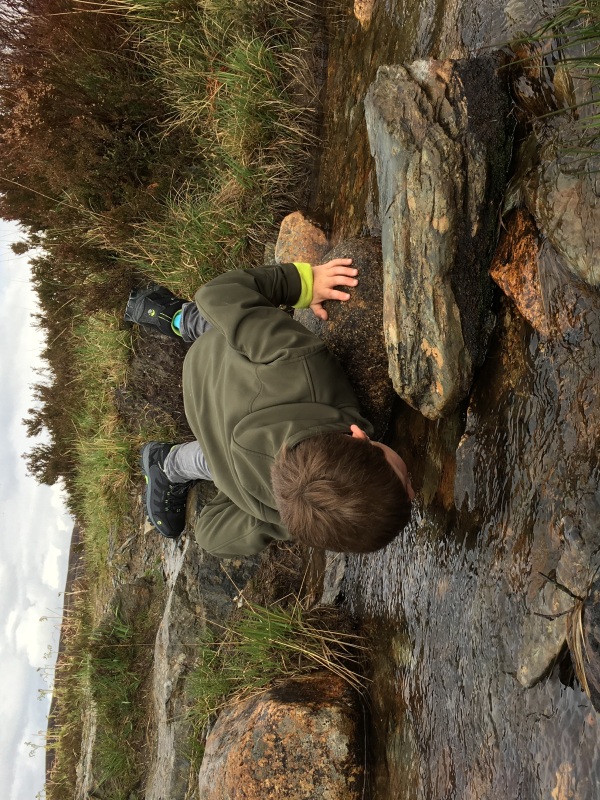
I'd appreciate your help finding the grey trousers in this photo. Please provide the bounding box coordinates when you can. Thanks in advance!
[162,302,213,483]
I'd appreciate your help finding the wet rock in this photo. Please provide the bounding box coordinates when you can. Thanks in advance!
[145,515,261,800]
[294,238,394,439]
[507,41,600,287]
[517,579,573,689]
[197,672,365,800]
[508,40,577,123]
[354,0,375,28]
[490,209,550,336]
[583,577,600,711]
[523,137,600,287]
[518,503,600,691]
[364,56,513,419]
[274,211,331,266]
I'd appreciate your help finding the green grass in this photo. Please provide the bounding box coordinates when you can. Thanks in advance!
[70,311,176,580]
[103,0,320,294]
[46,596,157,800]
[86,614,143,796]
[511,0,600,152]
[186,600,367,761]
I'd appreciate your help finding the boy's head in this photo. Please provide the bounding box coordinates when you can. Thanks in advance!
[271,428,413,553]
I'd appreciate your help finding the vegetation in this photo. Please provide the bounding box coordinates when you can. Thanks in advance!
[0,1,323,796]
[510,0,600,153]
[0,0,320,555]
[187,600,367,764]
[44,590,158,800]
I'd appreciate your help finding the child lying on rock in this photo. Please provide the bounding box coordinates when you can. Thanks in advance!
[127,259,414,557]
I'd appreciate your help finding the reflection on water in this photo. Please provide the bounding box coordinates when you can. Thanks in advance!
[314,1,600,798]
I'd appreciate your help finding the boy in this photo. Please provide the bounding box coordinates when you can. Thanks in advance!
[128,259,414,557]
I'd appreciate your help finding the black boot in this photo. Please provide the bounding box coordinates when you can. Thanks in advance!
[125,285,185,339]
[140,442,193,538]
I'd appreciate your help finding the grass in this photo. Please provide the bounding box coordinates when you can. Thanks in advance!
[510,0,600,154]
[187,599,368,758]
[69,311,177,583]
[46,596,156,800]
[101,0,321,294]
[86,613,144,795]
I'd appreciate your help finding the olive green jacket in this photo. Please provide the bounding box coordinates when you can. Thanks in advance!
[182,263,373,557]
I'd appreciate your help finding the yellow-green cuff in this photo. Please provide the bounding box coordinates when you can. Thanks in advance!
[292,262,313,308]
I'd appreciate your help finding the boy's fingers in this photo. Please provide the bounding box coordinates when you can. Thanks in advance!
[310,302,328,320]
[329,290,351,301]
[322,258,353,269]
[328,275,358,288]
[327,265,357,276]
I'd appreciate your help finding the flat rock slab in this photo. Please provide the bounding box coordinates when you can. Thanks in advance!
[294,238,394,439]
[365,56,512,419]
[198,672,365,799]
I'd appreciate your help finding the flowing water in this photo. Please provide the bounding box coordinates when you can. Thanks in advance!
[311,2,600,798]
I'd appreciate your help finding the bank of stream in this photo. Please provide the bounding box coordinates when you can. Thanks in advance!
[310,2,600,798]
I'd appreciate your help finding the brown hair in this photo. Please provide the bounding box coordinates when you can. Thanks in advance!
[271,432,412,553]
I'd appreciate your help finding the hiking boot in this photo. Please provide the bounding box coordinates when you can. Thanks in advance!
[140,442,193,539]
[125,285,185,339]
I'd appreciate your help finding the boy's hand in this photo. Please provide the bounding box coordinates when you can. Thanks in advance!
[310,258,358,321]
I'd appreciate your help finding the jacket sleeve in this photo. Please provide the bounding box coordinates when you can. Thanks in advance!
[193,264,323,364]
[194,490,290,558]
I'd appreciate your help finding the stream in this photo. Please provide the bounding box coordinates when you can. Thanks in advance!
[310,1,600,798]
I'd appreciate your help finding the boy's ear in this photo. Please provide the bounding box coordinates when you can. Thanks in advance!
[349,424,370,441]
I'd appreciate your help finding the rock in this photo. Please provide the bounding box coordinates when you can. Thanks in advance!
[197,672,365,800]
[523,136,600,287]
[490,209,550,336]
[364,56,513,419]
[506,43,600,287]
[294,238,395,439]
[354,0,375,28]
[583,577,600,711]
[145,522,261,800]
[275,211,331,266]
[517,579,573,688]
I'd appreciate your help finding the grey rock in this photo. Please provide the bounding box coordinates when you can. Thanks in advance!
[523,133,600,287]
[145,490,261,800]
[364,57,512,419]
[517,503,600,691]
[294,238,394,439]
[517,579,573,688]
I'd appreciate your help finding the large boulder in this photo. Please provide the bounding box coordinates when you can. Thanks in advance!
[294,238,395,439]
[197,672,365,800]
[523,136,600,287]
[364,56,513,419]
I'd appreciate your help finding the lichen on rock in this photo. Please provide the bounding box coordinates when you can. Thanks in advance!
[197,672,365,800]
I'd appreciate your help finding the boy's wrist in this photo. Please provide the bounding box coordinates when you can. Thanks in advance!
[292,262,313,308]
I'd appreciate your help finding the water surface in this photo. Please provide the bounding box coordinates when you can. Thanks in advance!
[312,2,600,797]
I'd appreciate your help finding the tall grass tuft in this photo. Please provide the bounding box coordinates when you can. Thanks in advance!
[187,600,367,745]
[511,0,600,153]
[97,0,322,293]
